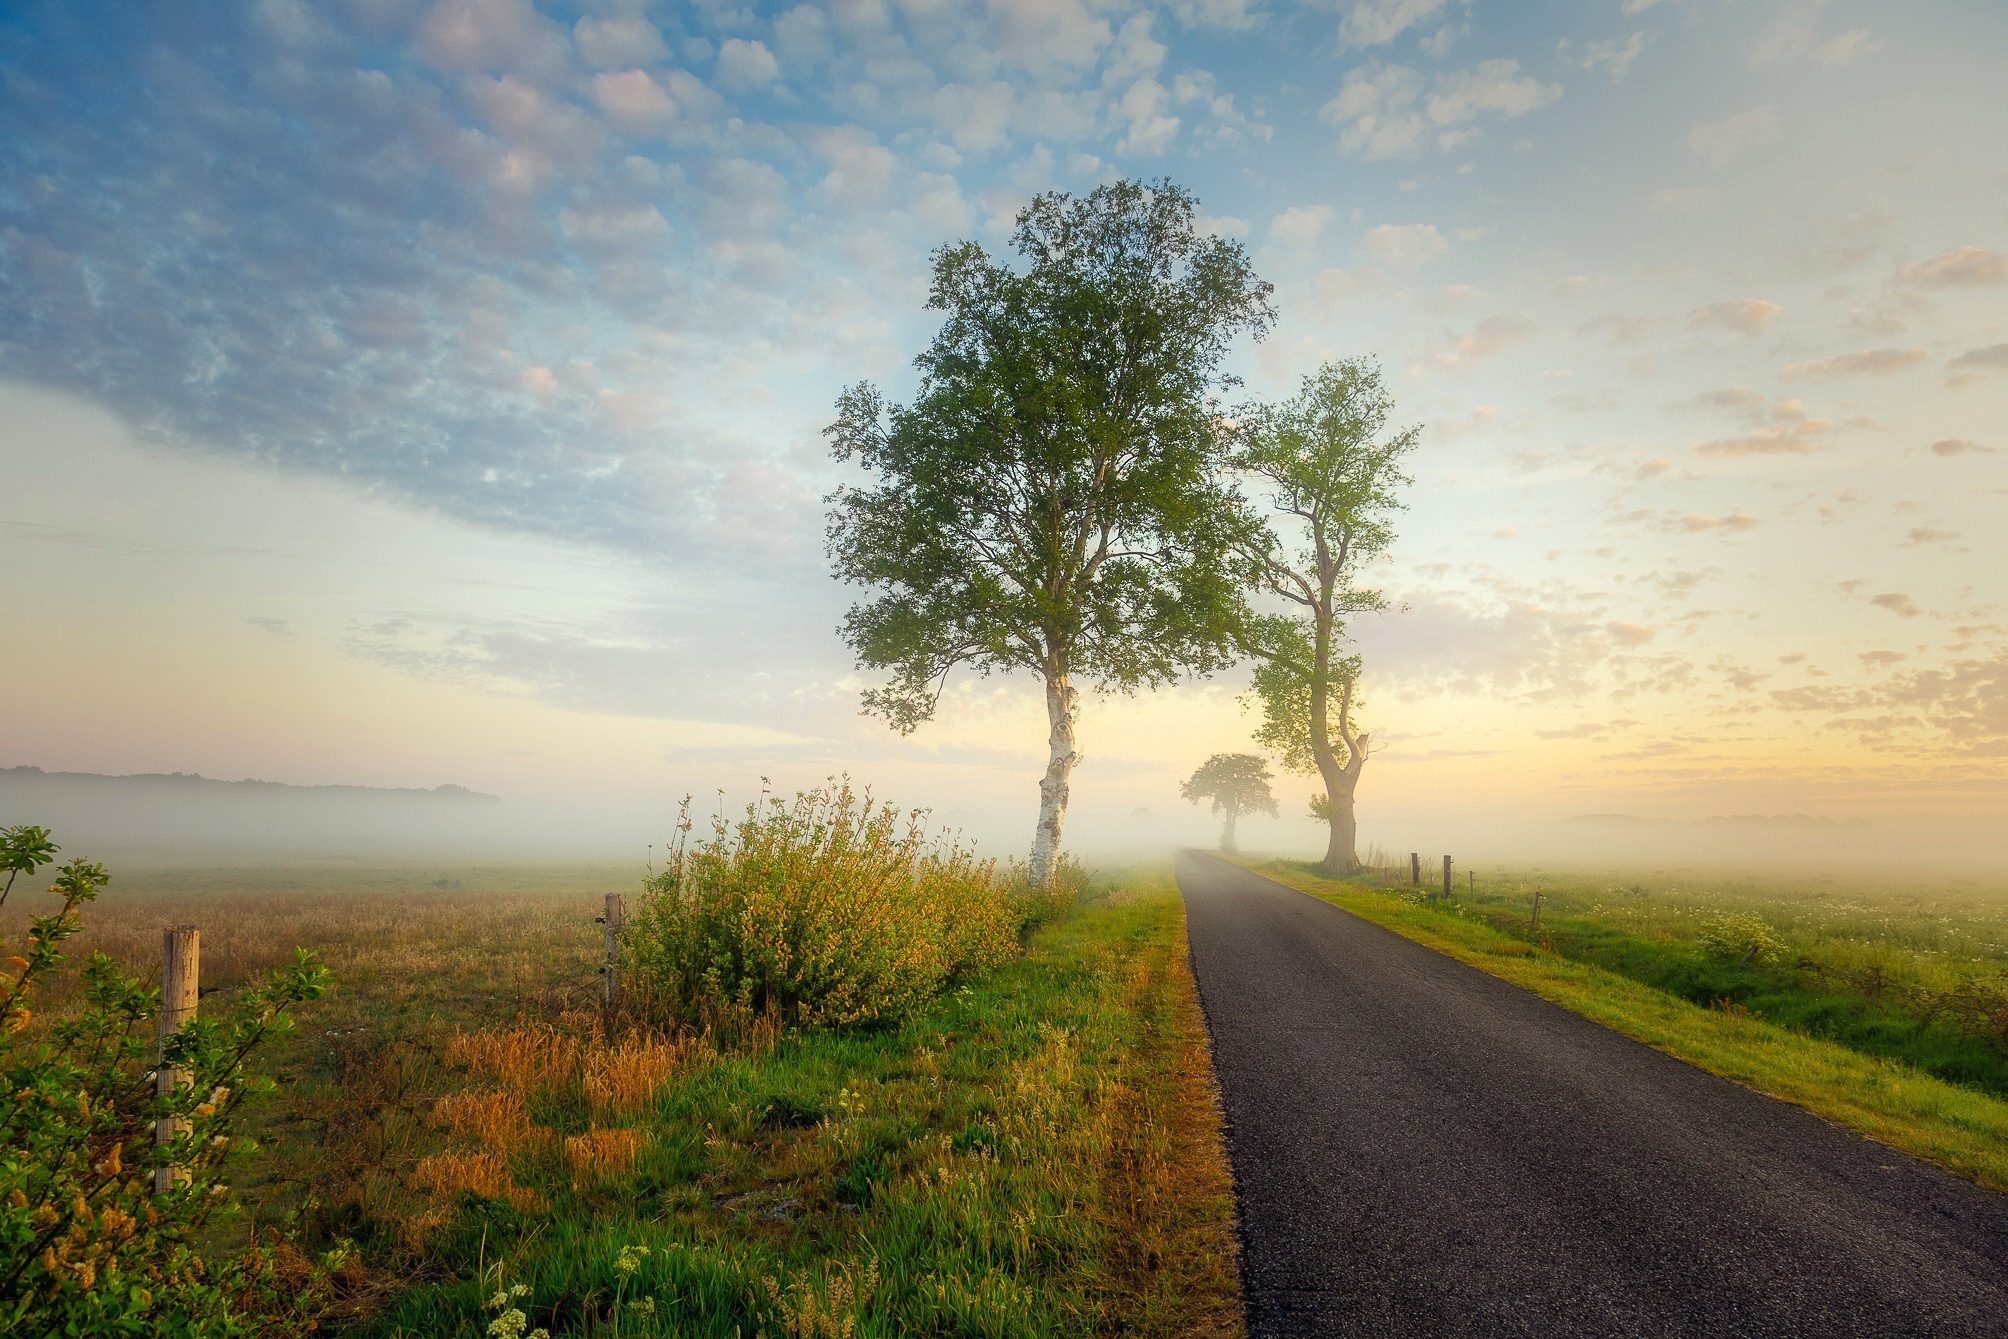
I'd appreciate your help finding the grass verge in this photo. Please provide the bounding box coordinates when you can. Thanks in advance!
[355,867,1241,1338]
[1229,854,2008,1195]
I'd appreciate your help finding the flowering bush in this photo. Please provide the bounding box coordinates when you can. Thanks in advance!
[0,824,334,1335]
[1696,913,1787,967]
[626,781,1019,1028]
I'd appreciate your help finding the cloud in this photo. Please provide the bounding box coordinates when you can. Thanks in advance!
[1692,388,1831,456]
[1870,592,1921,618]
[1165,0,1263,31]
[1686,106,1780,167]
[1679,512,1761,532]
[1779,348,1926,381]
[1271,204,1335,250]
[1322,59,1559,160]
[1338,0,1446,48]
[1349,589,1695,704]
[1410,314,1538,375]
[1771,649,2008,753]
[1897,247,2008,288]
[1572,31,1656,82]
[1753,6,1884,66]
[1689,298,1783,334]
[989,0,1113,77]
[1605,622,1657,646]
[1947,344,2008,389]
[1902,527,1959,546]
[1359,222,1447,270]
[716,38,780,92]
[1115,78,1181,155]
[574,15,668,70]
[1929,439,1994,457]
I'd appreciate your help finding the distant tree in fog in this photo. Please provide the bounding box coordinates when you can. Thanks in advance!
[1181,753,1278,853]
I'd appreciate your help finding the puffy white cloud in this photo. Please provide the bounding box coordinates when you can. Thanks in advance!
[1571,31,1655,82]
[573,15,668,70]
[932,81,1015,153]
[812,125,901,211]
[1338,0,1446,48]
[1104,13,1168,85]
[1688,298,1782,334]
[1427,60,1563,125]
[588,68,720,140]
[1323,60,1559,160]
[417,0,559,74]
[716,38,781,92]
[1897,247,2008,288]
[1686,105,1780,166]
[1116,78,1180,155]
[988,0,1112,77]
[1359,221,1447,270]
[1270,204,1334,249]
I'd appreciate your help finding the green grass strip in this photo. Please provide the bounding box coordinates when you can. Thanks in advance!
[1230,856,2008,1194]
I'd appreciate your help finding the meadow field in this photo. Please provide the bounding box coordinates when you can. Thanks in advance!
[4,825,1240,1337]
[1248,853,2008,1190]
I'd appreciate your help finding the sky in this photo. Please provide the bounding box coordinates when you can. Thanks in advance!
[3,0,2005,861]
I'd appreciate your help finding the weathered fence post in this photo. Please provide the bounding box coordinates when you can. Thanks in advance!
[155,924,198,1194]
[1410,852,1420,885]
[1531,888,1545,938]
[600,893,625,1011]
[1442,854,1452,902]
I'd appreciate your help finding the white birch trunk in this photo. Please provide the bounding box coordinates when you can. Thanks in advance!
[1030,671,1079,888]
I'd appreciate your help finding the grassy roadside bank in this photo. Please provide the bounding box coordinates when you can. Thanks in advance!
[1226,854,2008,1194]
[354,865,1241,1338]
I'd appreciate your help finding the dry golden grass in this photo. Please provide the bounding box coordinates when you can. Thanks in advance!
[446,1015,704,1117]
[430,1089,545,1155]
[582,1027,704,1115]
[561,1127,650,1178]
[409,1151,538,1212]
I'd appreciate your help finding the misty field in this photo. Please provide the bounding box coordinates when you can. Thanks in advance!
[1255,854,2008,1188]
[3,837,1239,1337]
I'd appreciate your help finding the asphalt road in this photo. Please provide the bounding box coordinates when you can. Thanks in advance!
[1177,851,2008,1338]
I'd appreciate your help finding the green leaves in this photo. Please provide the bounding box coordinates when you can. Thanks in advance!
[1179,754,1280,820]
[0,828,333,1334]
[826,178,1274,731]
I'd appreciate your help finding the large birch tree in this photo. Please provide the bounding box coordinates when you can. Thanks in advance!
[1238,358,1417,875]
[826,179,1274,885]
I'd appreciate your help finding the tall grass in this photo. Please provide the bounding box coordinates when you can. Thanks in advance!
[1352,863,2008,1095]
[625,781,1019,1029]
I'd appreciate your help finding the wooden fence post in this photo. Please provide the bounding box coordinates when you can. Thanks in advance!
[1442,854,1452,902]
[601,893,625,1011]
[1531,889,1545,938]
[155,924,198,1195]
[1410,852,1420,885]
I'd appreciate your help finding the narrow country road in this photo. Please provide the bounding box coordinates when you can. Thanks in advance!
[1177,851,2008,1338]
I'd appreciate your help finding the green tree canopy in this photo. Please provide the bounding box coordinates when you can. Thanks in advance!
[1180,752,1279,853]
[826,179,1274,883]
[1237,357,1417,874]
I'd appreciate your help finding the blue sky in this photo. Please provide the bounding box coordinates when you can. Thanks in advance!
[4,0,2006,854]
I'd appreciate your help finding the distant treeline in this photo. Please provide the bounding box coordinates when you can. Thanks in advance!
[0,765,506,856]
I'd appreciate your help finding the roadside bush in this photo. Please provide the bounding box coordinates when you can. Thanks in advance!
[626,780,1017,1028]
[0,824,335,1336]
[1695,913,1787,967]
